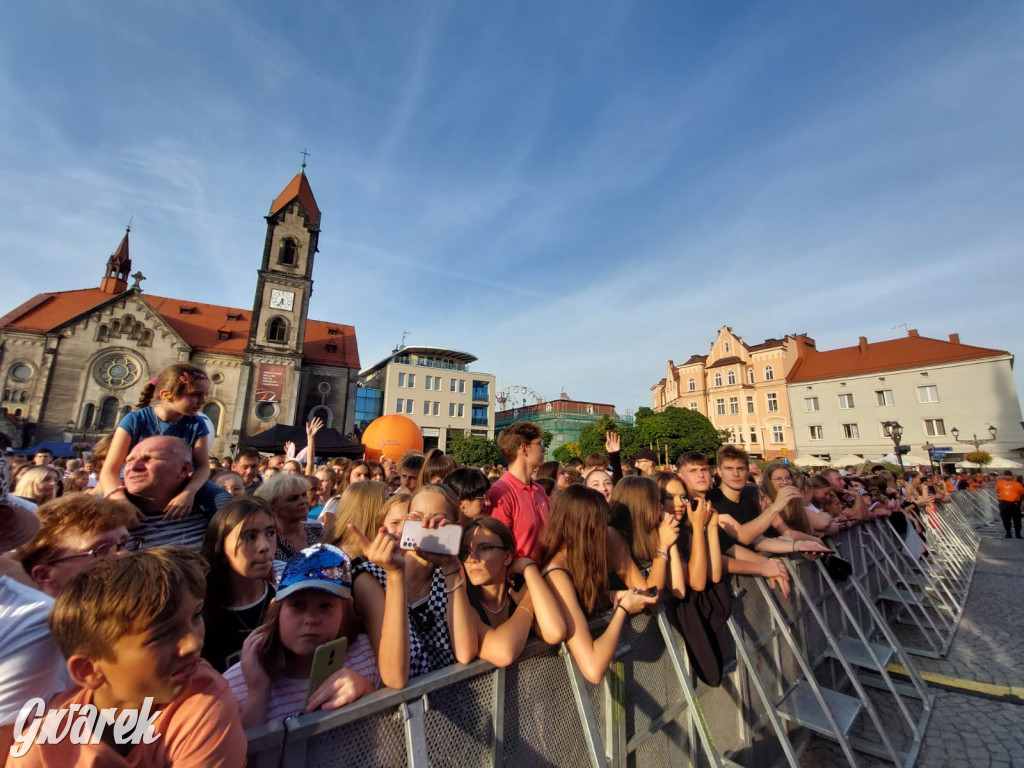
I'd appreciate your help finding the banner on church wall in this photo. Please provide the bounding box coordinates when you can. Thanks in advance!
[255,364,286,402]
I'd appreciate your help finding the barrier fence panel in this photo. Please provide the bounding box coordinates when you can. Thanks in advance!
[245,504,985,768]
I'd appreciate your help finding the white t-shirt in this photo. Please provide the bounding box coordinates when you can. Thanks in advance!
[0,576,71,724]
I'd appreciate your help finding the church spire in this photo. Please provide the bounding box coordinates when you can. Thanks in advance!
[100,227,133,294]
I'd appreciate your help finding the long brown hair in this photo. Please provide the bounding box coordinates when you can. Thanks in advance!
[538,485,610,616]
[609,476,662,563]
[759,462,812,534]
[200,497,276,613]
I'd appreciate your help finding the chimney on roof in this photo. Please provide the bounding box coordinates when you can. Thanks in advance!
[858,336,868,353]
[908,329,919,337]
[949,333,960,344]
[100,228,132,295]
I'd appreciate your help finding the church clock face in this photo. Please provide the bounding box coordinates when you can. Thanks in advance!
[269,289,294,311]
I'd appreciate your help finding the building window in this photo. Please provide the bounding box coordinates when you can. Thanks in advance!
[716,398,726,416]
[9,363,32,381]
[96,325,109,342]
[396,398,404,414]
[924,418,946,437]
[729,396,739,415]
[459,404,466,418]
[748,369,755,384]
[202,403,221,436]
[842,423,860,439]
[809,425,823,440]
[875,389,894,406]
[449,403,456,417]
[433,401,439,416]
[727,371,736,385]
[423,401,430,415]
[408,374,416,388]
[459,380,465,394]
[472,381,489,402]
[267,317,287,343]
[917,385,939,403]
[81,403,95,429]
[95,355,141,389]
[471,404,486,426]
[278,238,297,265]
[838,393,855,409]
[771,425,784,443]
[724,342,731,353]
[713,373,722,387]
[406,399,414,413]
[424,375,431,390]
[764,365,774,381]
[97,397,119,430]
[805,397,819,412]
[766,393,779,412]
[689,401,698,411]
[450,378,456,392]
[398,372,405,387]
[745,396,754,414]
[688,378,695,392]
[750,426,758,443]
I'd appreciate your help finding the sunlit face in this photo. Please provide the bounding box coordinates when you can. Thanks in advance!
[381,460,396,479]
[663,478,687,516]
[234,456,261,486]
[718,459,749,492]
[555,465,570,490]
[586,470,613,502]
[459,492,491,522]
[92,593,204,709]
[217,474,245,498]
[678,462,712,496]
[827,472,845,493]
[43,526,132,596]
[124,439,190,498]
[399,470,419,493]
[223,512,276,581]
[277,590,347,658]
[69,474,90,492]
[274,486,310,522]
[166,379,209,417]
[34,452,52,467]
[315,471,335,498]
[635,458,655,475]
[266,456,285,470]
[461,527,511,587]
[36,470,60,501]
[382,501,410,537]
[349,465,369,484]
[409,491,455,524]
[770,468,793,491]
[370,466,385,482]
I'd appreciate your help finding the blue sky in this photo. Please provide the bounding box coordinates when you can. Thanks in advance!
[2,2,1022,416]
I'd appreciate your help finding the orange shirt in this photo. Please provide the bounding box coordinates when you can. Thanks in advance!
[8,660,246,767]
[996,478,1024,503]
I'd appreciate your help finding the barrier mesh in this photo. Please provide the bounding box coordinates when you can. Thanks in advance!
[423,673,495,767]
[300,707,408,768]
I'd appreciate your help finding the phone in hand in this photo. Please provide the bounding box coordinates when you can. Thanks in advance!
[689,497,700,512]
[400,520,463,556]
[307,637,348,703]
[633,586,658,597]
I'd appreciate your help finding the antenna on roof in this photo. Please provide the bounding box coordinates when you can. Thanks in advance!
[892,323,908,336]
[126,213,133,233]
[400,330,410,350]
[300,148,310,173]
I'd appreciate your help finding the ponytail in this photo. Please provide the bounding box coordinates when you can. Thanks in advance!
[135,381,157,410]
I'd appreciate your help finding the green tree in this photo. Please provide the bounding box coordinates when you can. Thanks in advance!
[630,406,723,464]
[552,441,582,464]
[964,450,992,470]
[542,431,555,449]
[448,431,504,467]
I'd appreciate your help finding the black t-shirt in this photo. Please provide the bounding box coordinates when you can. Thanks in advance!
[708,484,781,539]
[201,584,275,672]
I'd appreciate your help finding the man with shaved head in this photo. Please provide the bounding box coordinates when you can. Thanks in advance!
[121,435,230,549]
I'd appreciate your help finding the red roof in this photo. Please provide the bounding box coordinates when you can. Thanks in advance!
[271,172,320,225]
[788,332,1008,382]
[0,289,359,369]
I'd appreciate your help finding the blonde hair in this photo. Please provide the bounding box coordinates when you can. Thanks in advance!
[323,481,390,555]
[410,483,459,523]
[254,472,310,508]
[14,466,61,503]
[49,546,206,660]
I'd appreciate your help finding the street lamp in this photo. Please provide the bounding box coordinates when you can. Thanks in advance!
[950,425,998,472]
[881,420,905,474]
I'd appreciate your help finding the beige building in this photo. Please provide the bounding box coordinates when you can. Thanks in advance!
[651,327,815,460]
[787,329,1024,466]
[358,346,496,452]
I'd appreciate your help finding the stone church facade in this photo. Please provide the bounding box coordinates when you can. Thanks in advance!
[0,171,360,455]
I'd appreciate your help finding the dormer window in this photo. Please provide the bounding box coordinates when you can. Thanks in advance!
[178,306,197,315]
[326,343,338,353]
[278,238,298,266]
[218,330,231,341]
[226,313,243,322]
[327,328,341,336]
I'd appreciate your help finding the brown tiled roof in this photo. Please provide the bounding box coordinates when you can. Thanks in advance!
[788,333,1008,382]
[747,337,786,352]
[707,355,744,369]
[0,289,359,369]
[271,172,320,225]
[682,354,708,365]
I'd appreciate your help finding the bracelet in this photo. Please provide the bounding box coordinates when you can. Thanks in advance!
[792,541,798,553]
[105,485,127,499]
[657,549,670,561]
[445,576,465,594]
[614,603,628,617]
[443,568,461,578]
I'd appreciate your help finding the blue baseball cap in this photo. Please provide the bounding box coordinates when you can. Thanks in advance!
[276,544,352,601]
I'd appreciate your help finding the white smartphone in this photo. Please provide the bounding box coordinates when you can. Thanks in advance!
[400,520,463,556]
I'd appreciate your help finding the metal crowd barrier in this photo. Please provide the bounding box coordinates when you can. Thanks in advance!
[246,496,991,768]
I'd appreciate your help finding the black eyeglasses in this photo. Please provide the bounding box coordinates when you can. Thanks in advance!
[459,544,508,561]
[49,536,144,564]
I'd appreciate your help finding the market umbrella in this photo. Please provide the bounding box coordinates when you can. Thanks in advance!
[879,452,931,467]
[829,453,866,469]
[15,441,80,458]
[956,456,1023,470]
[791,454,830,468]
[241,425,364,458]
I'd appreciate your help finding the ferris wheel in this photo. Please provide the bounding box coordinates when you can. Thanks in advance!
[495,385,545,411]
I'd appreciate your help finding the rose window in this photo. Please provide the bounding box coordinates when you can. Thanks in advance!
[97,355,141,388]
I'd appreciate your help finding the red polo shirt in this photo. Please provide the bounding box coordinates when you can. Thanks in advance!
[488,472,550,561]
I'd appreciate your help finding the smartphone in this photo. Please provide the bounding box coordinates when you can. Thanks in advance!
[689,497,700,512]
[306,637,348,703]
[633,586,658,597]
[400,520,463,556]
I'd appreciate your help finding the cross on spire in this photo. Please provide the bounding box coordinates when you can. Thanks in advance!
[300,148,310,173]
[130,271,146,290]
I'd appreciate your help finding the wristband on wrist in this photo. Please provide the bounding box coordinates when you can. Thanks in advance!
[614,603,628,617]
[657,548,670,561]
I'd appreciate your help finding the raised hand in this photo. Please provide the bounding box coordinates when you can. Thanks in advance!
[604,431,621,454]
[306,417,324,437]
[349,524,405,574]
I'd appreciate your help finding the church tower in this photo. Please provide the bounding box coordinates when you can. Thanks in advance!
[235,164,322,435]
[100,228,132,294]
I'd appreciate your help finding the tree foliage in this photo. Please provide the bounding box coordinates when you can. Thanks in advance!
[448,430,505,467]
[566,407,723,467]
[964,450,992,467]
[552,441,581,463]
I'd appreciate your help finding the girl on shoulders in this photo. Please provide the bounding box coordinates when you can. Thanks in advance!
[99,363,211,518]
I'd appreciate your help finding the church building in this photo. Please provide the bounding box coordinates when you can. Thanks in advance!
[0,170,360,455]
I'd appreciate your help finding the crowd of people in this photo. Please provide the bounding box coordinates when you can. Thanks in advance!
[0,362,1009,764]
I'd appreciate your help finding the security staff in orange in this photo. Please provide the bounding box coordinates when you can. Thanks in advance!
[995,470,1024,539]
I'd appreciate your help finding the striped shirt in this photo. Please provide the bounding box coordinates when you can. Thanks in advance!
[223,633,380,724]
[128,482,230,550]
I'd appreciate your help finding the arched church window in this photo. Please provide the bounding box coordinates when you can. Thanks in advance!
[19,391,28,403]
[97,397,119,429]
[119,406,132,421]
[278,238,297,266]
[3,389,10,400]
[308,405,332,428]
[267,317,287,343]
[96,325,109,342]
[82,404,95,429]
[95,354,141,389]
[110,320,121,337]
[140,329,153,347]
[203,403,222,436]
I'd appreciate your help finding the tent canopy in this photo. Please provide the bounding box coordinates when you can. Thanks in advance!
[955,456,1023,470]
[830,453,866,469]
[791,454,830,468]
[14,441,81,458]
[240,424,364,458]
[879,452,932,467]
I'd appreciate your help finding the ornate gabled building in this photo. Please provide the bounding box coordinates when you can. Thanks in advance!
[0,170,360,455]
[651,326,815,460]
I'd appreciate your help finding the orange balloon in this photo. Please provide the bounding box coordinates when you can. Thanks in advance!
[361,414,424,463]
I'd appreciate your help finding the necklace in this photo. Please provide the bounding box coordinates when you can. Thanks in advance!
[481,593,509,615]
